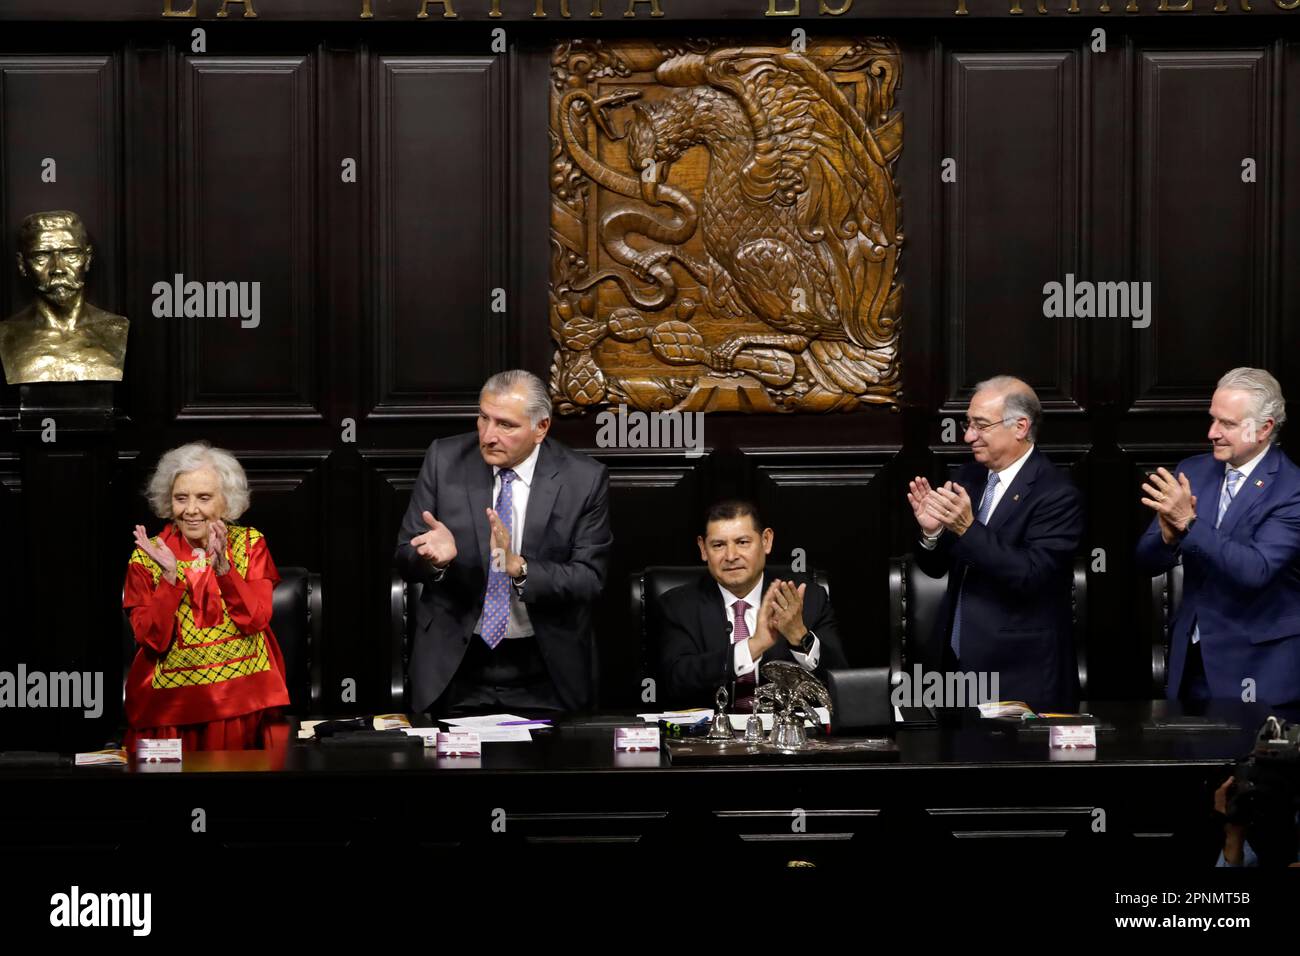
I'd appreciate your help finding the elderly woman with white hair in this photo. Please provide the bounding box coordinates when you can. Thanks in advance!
[122,442,290,750]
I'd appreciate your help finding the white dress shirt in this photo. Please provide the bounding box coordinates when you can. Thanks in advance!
[473,444,540,640]
[723,574,820,678]
[1221,443,1270,500]
[921,444,1035,549]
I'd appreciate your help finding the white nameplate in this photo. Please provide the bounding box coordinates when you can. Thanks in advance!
[1048,724,1097,749]
[614,726,660,752]
[404,728,440,748]
[135,738,183,762]
[436,731,481,756]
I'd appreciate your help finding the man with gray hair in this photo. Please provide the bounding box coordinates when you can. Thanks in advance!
[395,369,613,714]
[1138,367,1300,706]
[906,375,1084,709]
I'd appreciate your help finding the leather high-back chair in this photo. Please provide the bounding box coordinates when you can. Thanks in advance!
[631,564,830,695]
[888,555,1089,698]
[1149,563,1184,697]
[391,571,602,712]
[391,573,421,712]
[122,566,322,715]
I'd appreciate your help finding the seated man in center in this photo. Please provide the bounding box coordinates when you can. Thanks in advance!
[654,499,847,711]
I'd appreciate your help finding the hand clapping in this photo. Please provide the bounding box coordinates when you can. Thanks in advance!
[1141,467,1198,543]
[909,477,976,536]
[205,519,230,575]
[907,477,944,536]
[411,510,457,570]
[486,508,523,578]
[766,579,808,645]
[133,525,178,585]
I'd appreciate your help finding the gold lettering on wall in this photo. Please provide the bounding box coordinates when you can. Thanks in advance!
[215,0,258,16]
[417,0,459,17]
[819,0,853,12]
[361,0,373,16]
[1159,0,1193,9]
[954,0,969,13]
[1009,0,1049,13]
[1278,0,1300,11]
[767,0,800,14]
[623,0,663,14]
[162,0,198,16]
[490,0,572,15]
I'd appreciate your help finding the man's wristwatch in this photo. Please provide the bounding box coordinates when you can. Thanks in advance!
[796,630,816,654]
[1180,515,1197,536]
[511,559,528,590]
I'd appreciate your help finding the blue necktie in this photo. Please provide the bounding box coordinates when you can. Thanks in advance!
[480,468,517,649]
[1190,467,1244,646]
[950,472,1000,659]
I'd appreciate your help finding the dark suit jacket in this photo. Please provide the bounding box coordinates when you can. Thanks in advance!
[913,448,1084,710]
[394,433,613,712]
[1135,444,1300,706]
[653,569,847,710]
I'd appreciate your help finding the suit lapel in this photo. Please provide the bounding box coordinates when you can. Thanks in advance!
[1217,446,1278,536]
[466,452,493,573]
[1192,456,1217,526]
[522,440,560,557]
[702,576,730,653]
[985,449,1040,534]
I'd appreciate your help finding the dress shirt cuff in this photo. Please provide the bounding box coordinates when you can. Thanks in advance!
[429,563,448,583]
[919,531,942,551]
[733,638,758,677]
[791,636,820,670]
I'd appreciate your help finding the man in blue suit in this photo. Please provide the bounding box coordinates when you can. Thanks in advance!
[1137,367,1300,706]
[907,376,1084,710]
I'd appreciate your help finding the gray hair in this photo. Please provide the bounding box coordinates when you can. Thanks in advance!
[481,369,552,427]
[1217,367,1286,441]
[975,374,1042,442]
[146,442,251,520]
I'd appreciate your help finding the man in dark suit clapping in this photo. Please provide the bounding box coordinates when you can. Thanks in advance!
[395,370,612,715]
[907,375,1084,710]
[654,499,847,711]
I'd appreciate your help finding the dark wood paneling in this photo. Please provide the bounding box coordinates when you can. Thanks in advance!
[367,55,506,418]
[592,450,710,704]
[743,446,901,668]
[943,49,1083,413]
[1,17,1299,747]
[0,56,120,414]
[1132,48,1273,410]
[175,55,320,419]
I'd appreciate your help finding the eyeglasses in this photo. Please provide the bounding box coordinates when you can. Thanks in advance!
[962,418,1012,434]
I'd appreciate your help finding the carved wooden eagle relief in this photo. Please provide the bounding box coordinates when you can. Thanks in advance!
[549,38,902,414]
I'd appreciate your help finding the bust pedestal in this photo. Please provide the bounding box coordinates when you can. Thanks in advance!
[0,381,119,753]
[17,382,115,432]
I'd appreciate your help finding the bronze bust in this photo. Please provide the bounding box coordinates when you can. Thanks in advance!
[0,211,128,384]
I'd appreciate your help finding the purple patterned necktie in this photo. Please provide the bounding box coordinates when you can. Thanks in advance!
[480,468,517,649]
